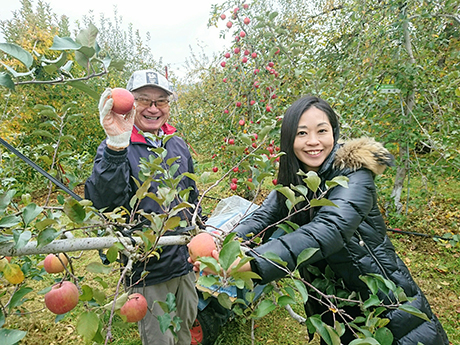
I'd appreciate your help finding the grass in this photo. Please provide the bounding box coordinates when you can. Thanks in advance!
[2,172,460,344]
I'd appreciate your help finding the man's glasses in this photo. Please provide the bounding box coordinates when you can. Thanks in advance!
[135,97,170,109]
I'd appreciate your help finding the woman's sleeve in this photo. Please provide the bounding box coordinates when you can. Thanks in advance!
[233,190,287,242]
[247,169,376,284]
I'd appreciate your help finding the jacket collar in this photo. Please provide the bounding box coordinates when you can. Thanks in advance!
[130,123,177,144]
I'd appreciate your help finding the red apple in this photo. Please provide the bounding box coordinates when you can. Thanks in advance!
[226,21,233,28]
[111,88,134,115]
[44,281,79,315]
[254,69,260,74]
[271,94,277,99]
[234,7,239,13]
[228,138,235,145]
[244,17,250,25]
[234,47,240,54]
[231,178,238,184]
[120,293,148,323]
[272,179,278,185]
[188,233,217,262]
[244,49,250,56]
[223,78,227,83]
[220,14,226,20]
[239,119,245,126]
[212,167,218,172]
[250,100,256,106]
[224,52,231,58]
[266,106,272,112]
[220,61,226,67]
[251,52,257,58]
[233,167,239,172]
[44,253,68,273]
[243,4,249,9]
[268,62,275,67]
[240,31,246,38]
[236,101,242,107]
[230,183,237,191]
[242,57,248,63]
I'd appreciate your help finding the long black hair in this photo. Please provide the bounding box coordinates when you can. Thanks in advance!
[277,96,340,187]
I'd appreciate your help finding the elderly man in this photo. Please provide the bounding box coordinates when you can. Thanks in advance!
[85,70,199,345]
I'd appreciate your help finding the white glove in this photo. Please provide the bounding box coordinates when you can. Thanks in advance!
[98,88,135,150]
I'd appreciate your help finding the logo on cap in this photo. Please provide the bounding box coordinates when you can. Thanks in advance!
[145,72,159,86]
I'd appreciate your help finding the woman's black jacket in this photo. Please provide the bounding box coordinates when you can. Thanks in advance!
[233,138,448,345]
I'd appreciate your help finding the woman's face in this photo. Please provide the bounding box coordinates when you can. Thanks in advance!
[293,106,334,172]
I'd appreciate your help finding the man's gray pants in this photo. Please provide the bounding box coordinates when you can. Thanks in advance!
[133,271,198,345]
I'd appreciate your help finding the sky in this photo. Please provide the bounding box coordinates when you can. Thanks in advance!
[0,0,231,79]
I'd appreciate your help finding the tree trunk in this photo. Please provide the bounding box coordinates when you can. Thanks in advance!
[390,6,416,213]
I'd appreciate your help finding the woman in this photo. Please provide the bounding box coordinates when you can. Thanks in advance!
[193,96,449,344]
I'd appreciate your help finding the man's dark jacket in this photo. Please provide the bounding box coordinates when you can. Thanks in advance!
[85,123,198,286]
[234,138,449,345]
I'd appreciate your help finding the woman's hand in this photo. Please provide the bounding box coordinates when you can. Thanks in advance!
[188,249,220,275]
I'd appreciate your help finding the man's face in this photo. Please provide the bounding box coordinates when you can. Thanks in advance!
[132,87,170,135]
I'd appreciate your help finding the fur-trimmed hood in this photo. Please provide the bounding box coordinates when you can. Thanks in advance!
[333,137,394,175]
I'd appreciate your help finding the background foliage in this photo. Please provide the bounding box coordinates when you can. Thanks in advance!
[0,0,459,344]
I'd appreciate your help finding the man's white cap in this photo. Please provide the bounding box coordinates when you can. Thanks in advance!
[126,70,173,95]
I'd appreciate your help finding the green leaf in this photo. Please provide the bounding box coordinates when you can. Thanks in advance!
[217,292,232,309]
[63,198,86,223]
[219,241,240,271]
[0,328,27,345]
[326,176,349,189]
[86,262,112,274]
[261,252,287,267]
[0,190,16,215]
[275,186,295,205]
[76,311,99,340]
[375,327,393,345]
[106,245,119,263]
[0,215,21,228]
[310,199,338,208]
[0,72,15,91]
[22,203,43,226]
[67,81,99,100]
[164,216,181,231]
[50,36,82,50]
[158,313,172,333]
[103,292,127,311]
[296,248,319,267]
[360,275,379,295]
[35,218,58,231]
[277,295,296,307]
[363,295,382,309]
[349,338,381,345]
[8,287,33,312]
[304,171,321,193]
[37,228,58,247]
[294,279,309,303]
[254,299,276,318]
[76,23,98,47]
[13,230,31,250]
[79,285,93,302]
[269,12,279,20]
[197,275,218,288]
[398,305,430,322]
[0,43,33,68]
[32,129,54,138]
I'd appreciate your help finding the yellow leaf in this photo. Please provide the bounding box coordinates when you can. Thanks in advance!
[3,263,25,284]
